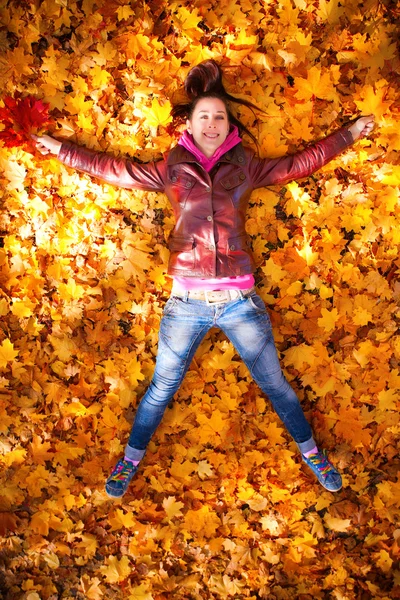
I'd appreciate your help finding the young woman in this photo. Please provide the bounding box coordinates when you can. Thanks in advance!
[33,61,374,498]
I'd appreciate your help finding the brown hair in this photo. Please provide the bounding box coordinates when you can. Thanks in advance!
[171,60,262,145]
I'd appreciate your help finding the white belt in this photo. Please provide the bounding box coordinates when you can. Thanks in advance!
[171,286,256,304]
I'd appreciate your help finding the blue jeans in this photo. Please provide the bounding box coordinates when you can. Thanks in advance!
[125,291,315,461]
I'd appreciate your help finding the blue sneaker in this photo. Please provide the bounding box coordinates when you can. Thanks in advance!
[302,450,342,492]
[105,459,138,498]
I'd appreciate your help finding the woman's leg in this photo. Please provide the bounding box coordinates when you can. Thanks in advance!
[218,292,342,491]
[106,296,213,497]
[126,296,212,455]
[219,293,314,450]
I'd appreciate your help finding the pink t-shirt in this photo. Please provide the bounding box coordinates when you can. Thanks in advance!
[172,274,255,292]
[173,127,254,291]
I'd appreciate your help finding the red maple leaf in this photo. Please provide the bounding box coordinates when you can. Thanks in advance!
[0,94,53,149]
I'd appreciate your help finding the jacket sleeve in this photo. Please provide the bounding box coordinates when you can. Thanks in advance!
[58,141,166,192]
[248,127,354,189]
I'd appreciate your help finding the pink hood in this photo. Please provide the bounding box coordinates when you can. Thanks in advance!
[178,125,242,172]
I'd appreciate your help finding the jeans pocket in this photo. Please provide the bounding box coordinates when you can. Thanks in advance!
[163,297,178,316]
[247,292,266,313]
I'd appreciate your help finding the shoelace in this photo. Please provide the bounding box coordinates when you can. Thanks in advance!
[110,460,135,482]
[306,452,332,474]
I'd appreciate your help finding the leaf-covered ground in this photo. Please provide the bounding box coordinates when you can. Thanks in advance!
[0,0,400,598]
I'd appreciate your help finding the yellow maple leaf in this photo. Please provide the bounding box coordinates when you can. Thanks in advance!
[206,345,237,371]
[117,5,135,21]
[94,41,118,65]
[285,280,303,296]
[128,584,154,600]
[334,405,372,447]
[10,298,35,319]
[184,45,214,65]
[109,509,137,531]
[352,306,372,326]
[354,83,391,121]
[30,436,52,463]
[380,166,400,186]
[196,409,227,438]
[100,555,131,583]
[261,421,286,445]
[316,0,344,24]
[52,441,85,466]
[260,132,288,159]
[324,514,352,532]
[80,575,103,600]
[261,259,286,284]
[197,460,215,479]
[319,284,333,299]
[126,354,145,387]
[296,240,319,266]
[41,46,70,86]
[375,549,394,573]
[377,389,398,411]
[58,279,86,301]
[171,5,202,33]
[0,447,27,466]
[247,493,269,512]
[353,339,375,367]
[0,338,19,369]
[3,46,33,78]
[295,66,337,101]
[100,405,120,429]
[183,505,221,537]
[162,496,185,519]
[77,112,95,133]
[140,98,173,128]
[25,465,50,497]
[65,93,94,115]
[292,531,318,558]
[169,459,195,482]
[90,65,112,88]
[318,307,339,332]
[0,299,9,316]
[30,510,50,536]
[3,159,26,191]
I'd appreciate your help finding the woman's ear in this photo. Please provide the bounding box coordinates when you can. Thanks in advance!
[186,119,191,133]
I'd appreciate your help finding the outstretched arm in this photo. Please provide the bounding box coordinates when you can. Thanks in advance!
[249,115,375,189]
[32,134,166,192]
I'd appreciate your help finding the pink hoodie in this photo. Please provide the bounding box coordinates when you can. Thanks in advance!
[178,125,242,172]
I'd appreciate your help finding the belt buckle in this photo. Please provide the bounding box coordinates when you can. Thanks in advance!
[205,290,229,305]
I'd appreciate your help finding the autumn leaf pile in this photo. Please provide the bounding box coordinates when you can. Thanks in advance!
[0,0,400,598]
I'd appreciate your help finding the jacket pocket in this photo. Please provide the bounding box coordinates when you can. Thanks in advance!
[168,173,196,207]
[220,172,246,190]
[226,234,254,272]
[168,237,196,271]
[226,233,252,254]
[220,171,247,207]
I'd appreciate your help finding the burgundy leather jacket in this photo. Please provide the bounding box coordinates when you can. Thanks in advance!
[59,127,353,277]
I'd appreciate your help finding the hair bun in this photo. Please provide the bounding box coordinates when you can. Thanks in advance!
[184,60,225,99]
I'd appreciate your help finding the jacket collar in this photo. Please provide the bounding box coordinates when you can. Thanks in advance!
[167,142,246,167]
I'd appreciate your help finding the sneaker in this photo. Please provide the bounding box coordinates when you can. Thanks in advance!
[302,450,342,492]
[105,459,138,498]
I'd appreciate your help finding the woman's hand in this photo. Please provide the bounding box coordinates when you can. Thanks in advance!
[348,115,375,142]
[31,134,63,156]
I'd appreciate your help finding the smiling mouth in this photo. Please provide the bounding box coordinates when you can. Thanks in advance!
[203,133,219,139]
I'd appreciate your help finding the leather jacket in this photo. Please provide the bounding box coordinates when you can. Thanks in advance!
[59,127,353,277]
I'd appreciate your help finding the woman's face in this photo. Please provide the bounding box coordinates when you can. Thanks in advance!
[186,97,230,158]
